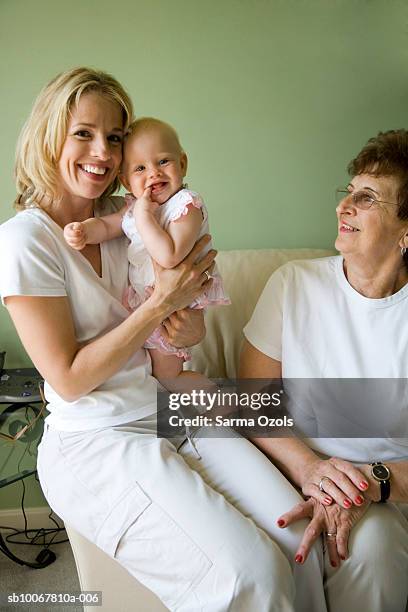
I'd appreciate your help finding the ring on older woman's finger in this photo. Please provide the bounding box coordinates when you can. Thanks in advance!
[204,270,212,281]
[319,476,332,492]
[326,531,337,538]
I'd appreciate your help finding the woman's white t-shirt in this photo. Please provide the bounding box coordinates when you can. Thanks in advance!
[244,256,408,462]
[0,197,157,431]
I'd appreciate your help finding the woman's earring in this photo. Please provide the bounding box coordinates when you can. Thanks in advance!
[402,247,407,256]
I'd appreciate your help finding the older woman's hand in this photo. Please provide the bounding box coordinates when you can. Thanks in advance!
[300,457,369,508]
[277,497,371,567]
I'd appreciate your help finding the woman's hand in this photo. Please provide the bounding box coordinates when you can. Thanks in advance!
[300,457,369,508]
[150,234,216,316]
[162,309,206,348]
[277,497,371,567]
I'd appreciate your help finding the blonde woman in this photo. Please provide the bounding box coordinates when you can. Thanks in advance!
[0,68,325,611]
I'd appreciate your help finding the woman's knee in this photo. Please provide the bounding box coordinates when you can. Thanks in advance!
[327,503,408,611]
[348,504,408,568]
[214,532,295,609]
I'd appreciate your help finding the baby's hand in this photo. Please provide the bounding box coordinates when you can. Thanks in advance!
[64,222,88,250]
[133,187,159,219]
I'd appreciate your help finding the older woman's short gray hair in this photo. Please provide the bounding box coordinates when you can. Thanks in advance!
[348,129,408,269]
[348,129,408,220]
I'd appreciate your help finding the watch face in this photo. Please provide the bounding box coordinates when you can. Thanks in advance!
[372,464,390,480]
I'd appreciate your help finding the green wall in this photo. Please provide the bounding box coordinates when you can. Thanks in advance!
[0,0,407,508]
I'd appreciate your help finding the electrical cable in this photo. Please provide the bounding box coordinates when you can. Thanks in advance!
[0,476,64,568]
[0,414,66,568]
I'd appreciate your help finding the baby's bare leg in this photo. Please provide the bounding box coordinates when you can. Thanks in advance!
[150,350,216,395]
[149,349,184,380]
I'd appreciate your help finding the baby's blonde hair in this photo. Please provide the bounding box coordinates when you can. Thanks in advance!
[14,67,133,210]
[125,117,183,153]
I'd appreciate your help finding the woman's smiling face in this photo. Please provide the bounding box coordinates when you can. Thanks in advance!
[335,173,407,267]
[57,92,124,202]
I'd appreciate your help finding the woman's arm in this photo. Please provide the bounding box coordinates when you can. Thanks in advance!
[239,340,319,484]
[64,207,126,250]
[134,188,203,268]
[239,339,369,507]
[5,236,215,402]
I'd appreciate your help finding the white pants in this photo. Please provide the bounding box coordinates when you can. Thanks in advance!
[324,500,408,612]
[37,418,408,611]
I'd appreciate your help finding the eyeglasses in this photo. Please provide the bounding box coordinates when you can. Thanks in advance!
[0,383,46,442]
[335,188,399,211]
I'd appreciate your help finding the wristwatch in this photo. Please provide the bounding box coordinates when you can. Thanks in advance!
[370,462,391,503]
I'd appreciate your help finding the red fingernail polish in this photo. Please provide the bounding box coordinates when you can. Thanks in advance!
[360,481,368,489]
[331,560,337,568]
[343,499,352,508]
[295,554,303,564]
[355,495,364,504]
[323,496,332,505]
[277,519,285,527]
[340,555,346,560]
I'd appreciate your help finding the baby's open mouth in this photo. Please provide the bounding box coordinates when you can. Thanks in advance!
[150,182,166,193]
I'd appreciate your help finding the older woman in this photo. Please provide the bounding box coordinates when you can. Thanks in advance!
[0,67,320,611]
[240,130,408,612]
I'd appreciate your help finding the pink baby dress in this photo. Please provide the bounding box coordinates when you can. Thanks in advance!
[121,188,230,358]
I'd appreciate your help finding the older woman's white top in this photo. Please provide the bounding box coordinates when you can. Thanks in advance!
[244,256,408,463]
[0,197,157,431]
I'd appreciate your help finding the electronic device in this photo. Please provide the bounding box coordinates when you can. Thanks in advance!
[0,351,43,403]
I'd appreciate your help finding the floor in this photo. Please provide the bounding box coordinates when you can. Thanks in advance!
[0,536,82,612]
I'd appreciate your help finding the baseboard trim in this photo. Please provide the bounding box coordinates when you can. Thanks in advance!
[0,506,64,532]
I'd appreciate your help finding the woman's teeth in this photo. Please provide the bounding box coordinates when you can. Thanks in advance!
[81,164,107,175]
[343,223,358,231]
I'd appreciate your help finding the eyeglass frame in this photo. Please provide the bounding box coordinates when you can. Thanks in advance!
[335,187,399,211]
[0,382,46,442]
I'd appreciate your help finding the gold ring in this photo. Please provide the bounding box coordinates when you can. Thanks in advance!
[319,476,332,492]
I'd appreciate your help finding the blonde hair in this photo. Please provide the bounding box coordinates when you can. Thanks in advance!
[14,67,134,210]
[126,117,183,153]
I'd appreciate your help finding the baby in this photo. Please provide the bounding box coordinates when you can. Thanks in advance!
[64,117,229,383]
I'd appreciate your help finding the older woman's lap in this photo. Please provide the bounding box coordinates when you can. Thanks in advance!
[324,501,408,612]
[187,432,408,612]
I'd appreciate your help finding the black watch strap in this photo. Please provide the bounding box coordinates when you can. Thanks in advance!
[370,462,391,503]
[379,479,390,503]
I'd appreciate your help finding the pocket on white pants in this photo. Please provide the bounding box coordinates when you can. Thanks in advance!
[96,481,213,610]
[95,481,151,557]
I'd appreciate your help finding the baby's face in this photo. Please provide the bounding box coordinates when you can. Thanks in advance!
[121,127,187,204]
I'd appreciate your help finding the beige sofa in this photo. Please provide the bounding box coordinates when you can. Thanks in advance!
[65,247,334,612]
